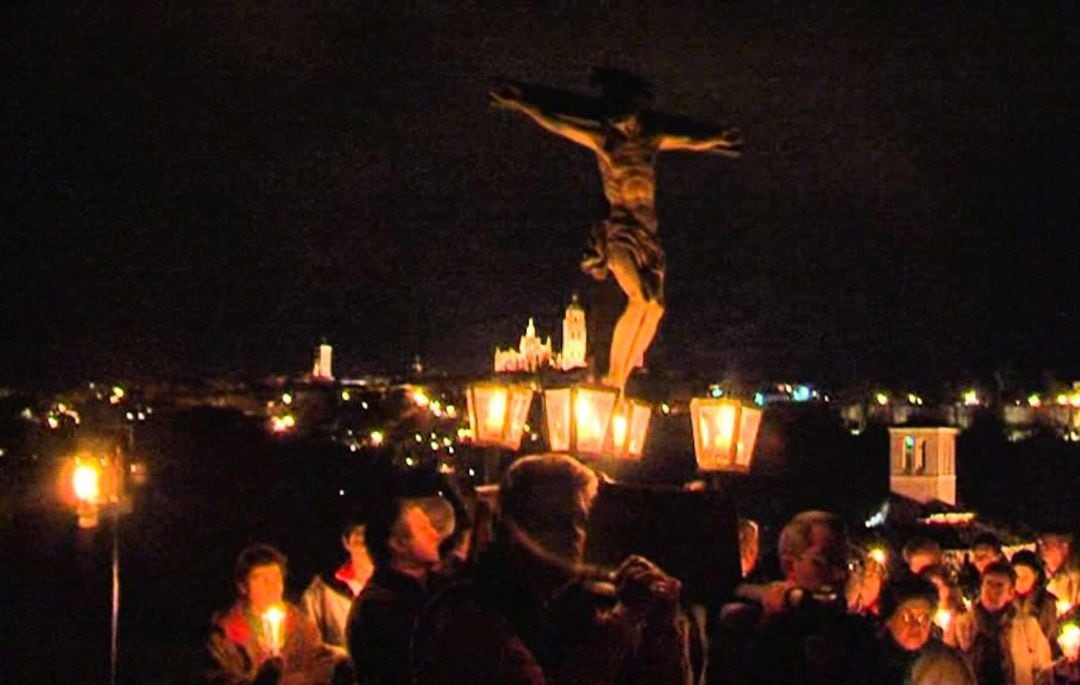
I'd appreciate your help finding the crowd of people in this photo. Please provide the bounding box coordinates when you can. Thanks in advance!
[204,453,1080,684]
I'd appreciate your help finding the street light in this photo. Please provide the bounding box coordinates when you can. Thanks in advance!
[543,384,620,458]
[690,397,762,473]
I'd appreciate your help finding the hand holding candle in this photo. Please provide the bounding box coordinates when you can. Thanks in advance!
[1060,622,1080,662]
[933,608,952,632]
[261,605,286,656]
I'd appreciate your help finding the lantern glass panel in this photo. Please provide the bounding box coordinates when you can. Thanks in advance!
[735,406,762,470]
[544,388,572,453]
[505,387,534,450]
[573,387,617,455]
[626,403,651,458]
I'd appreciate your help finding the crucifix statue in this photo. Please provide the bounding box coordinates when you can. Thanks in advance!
[491,68,741,392]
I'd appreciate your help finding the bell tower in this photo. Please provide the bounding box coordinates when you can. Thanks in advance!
[888,426,958,505]
[561,294,587,370]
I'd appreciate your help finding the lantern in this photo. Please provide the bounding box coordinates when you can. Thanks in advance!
[606,397,652,460]
[466,382,534,450]
[690,397,762,472]
[543,384,620,458]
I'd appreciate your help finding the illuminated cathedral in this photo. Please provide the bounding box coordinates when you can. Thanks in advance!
[494,296,588,373]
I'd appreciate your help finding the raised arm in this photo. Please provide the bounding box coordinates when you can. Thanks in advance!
[490,82,603,152]
[659,126,743,157]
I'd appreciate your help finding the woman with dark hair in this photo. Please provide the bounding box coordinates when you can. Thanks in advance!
[1012,549,1059,651]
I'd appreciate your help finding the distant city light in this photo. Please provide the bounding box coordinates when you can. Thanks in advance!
[962,389,979,406]
[754,392,765,407]
[660,403,671,415]
[281,392,293,405]
[404,456,416,467]
[341,390,351,401]
[875,392,889,406]
[369,430,385,447]
[710,385,724,398]
[907,393,923,406]
[412,389,430,408]
[270,414,296,434]
[792,385,811,402]
[1028,394,1042,408]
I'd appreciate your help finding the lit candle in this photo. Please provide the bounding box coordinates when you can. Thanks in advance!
[868,546,887,567]
[1059,622,1080,662]
[261,605,286,656]
[934,608,952,631]
[1058,599,1074,618]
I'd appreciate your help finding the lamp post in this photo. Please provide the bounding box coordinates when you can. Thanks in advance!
[59,444,127,685]
[690,397,762,481]
[466,381,535,481]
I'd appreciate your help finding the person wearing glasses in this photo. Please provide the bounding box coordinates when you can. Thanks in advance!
[877,577,972,684]
[742,510,878,684]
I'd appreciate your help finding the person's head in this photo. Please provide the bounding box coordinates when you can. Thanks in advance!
[498,453,599,563]
[234,543,287,614]
[341,521,373,577]
[979,560,1017,612]
[778,510,849,592]
[971,533,1003,574]
[365,497,442,577]
[1010,549,1045,597]
[417,496,457,543]
[904,538,943,575]
[882,577,939,652]
[848,546,889,612]
[919,564,957,608]
[591,67,651,136]
[737,518,760,578]
[1039,531,1074,573]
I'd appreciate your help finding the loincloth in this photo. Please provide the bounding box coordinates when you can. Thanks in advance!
[580,215,666,304]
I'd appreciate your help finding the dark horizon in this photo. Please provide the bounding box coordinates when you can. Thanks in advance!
[6,3,1079,388]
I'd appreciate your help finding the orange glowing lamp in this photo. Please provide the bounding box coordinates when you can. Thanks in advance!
[466,382,535,450]
[605,397,652,460]
[543,385,620,458]
[690,397,762,473]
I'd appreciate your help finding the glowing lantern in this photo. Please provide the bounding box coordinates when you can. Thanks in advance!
[690,397,762,473]
[606,397,652,460]
[466,382,534,450]
[543,385,619,458]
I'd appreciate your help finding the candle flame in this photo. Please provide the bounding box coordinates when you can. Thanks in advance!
[1059,622,1080,661]
[261,605,286,655]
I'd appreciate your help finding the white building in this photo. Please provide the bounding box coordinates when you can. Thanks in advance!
[888,426,958,505]
[494,298,589,373]
[312,343,333,381]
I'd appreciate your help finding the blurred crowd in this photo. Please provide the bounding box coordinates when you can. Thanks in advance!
[203,453,1080,684]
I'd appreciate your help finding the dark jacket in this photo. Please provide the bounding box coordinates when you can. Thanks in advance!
[411,546,690,685]
[346,567,429,685]
[743,594,878,685]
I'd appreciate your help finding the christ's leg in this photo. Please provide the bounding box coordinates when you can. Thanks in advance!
[605,249,664,391]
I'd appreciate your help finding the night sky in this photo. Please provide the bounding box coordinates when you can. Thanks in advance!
[5,2,1079,388]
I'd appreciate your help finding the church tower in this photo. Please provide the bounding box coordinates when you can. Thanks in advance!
[561,294,587,370]
[888,426,958,505]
